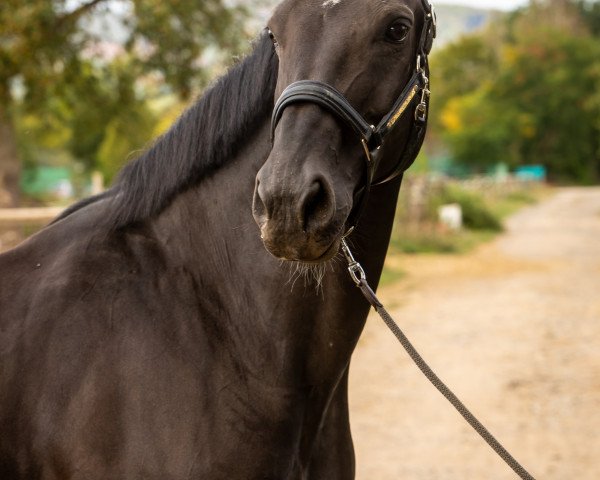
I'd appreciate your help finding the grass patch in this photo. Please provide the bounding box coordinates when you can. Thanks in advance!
[378,264,406,287]
[488,189,539,219]
[428,184,504,232]
[391,179,548,256]
[390,229,496,255]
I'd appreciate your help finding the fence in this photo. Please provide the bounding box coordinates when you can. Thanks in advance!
[0,207,63,252]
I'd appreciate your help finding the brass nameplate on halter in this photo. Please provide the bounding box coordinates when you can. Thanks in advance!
[386,85,420,130]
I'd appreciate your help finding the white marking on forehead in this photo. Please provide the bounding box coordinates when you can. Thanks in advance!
[322,0,391,8]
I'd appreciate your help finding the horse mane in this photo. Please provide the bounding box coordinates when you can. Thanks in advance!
[54,31,278,228]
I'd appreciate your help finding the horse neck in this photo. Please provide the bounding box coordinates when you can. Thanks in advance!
[150,120,402,388]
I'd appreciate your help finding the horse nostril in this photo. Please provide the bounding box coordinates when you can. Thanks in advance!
[300,180,334,233]
[253,178,270,222]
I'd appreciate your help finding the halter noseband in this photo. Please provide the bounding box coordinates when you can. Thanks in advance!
[270,0,436,233]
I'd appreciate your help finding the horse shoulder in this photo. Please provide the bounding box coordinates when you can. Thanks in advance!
[0,207,224,478]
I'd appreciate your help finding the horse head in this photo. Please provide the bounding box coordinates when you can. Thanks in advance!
[253,0,435,262]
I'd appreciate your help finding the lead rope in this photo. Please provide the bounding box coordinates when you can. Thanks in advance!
[340,239,535,480]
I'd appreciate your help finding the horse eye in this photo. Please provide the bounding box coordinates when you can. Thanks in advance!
[385,21,410,43]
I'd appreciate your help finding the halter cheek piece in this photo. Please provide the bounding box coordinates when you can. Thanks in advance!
[270,0,436,234]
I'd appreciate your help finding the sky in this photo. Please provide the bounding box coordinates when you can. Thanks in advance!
[432,0,529,10]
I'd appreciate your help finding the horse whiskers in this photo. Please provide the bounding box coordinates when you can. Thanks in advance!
[283,259,334,295]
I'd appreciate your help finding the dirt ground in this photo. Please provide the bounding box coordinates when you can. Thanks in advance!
[349,187,600,479]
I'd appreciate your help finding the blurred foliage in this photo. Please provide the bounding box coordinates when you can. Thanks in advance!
[429,0,600,184]
[0,0,248,102]
[429,35,499,135]
[432,185,504,232]
[391,178,546,255]
[0,0,250,195]
[391,229,497,255]
[3,0,599,204]
[575,0,600,35]
[130,0,249,99]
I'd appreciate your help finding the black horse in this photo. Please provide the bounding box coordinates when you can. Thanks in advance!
[0,0,435,478]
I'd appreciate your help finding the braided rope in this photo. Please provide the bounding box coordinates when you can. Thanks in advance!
[367,289,535,479]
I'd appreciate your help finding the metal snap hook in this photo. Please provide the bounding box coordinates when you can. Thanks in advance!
[415,103,427,123]
[340,238,366,286]
[415,83,430,123]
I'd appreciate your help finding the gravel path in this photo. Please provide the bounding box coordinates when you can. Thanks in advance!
[350,187,600,479]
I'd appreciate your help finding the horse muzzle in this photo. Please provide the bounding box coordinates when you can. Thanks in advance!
[252,168,346,262]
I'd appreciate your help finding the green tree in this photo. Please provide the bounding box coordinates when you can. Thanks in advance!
[429,34,499,135]
[0,0,248,205]
[572,0,600,36]
[95,62,157,183]
[440,88,521,171]
[433,0,600,183]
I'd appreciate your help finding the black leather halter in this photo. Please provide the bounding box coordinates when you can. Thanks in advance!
[270,0,436,233]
